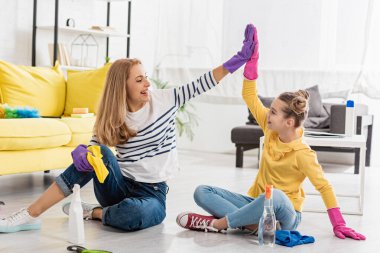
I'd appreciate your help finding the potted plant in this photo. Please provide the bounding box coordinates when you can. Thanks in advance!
[150,78,199,141]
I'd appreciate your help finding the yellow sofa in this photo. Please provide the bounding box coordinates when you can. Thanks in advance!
[0,60,110,175]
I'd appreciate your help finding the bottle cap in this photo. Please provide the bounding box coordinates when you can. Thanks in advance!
[73,184,80,193]
[346,100,354,108]
[265,185,272,199]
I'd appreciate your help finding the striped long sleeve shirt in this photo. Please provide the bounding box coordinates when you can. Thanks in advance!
[89,71,217,183]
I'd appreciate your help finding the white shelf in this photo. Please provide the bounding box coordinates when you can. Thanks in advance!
[97,0,130,2]
[38,26,129,38]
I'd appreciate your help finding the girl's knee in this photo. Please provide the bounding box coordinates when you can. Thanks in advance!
[272,189,287,201]
[270,189,299,230]
[193,185,211,205]
[272,189,293,210]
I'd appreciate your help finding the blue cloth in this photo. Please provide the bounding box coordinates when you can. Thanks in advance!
[275,230,315,247]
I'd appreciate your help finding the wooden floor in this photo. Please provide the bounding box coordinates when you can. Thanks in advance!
[0,150,379,253]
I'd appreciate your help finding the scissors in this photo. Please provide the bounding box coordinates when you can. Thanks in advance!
[67,245,112,253]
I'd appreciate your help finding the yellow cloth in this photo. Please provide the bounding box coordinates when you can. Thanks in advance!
[87,145,109,183]
[0,60,66,117]
[243,79,338,212]
[64,63,111,116]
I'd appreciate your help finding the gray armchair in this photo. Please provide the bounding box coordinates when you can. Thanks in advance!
[231,103,373,174]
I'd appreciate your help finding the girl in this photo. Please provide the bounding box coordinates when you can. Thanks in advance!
[0,24,257,233]
[176,27,366,241]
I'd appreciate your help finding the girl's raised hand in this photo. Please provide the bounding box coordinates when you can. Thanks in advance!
[223,24,256,73]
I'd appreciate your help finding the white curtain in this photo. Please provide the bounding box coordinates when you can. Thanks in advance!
[153,0,380,103]
[351,0,380,98]
[153,0,223,70]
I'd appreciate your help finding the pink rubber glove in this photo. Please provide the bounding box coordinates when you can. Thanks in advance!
[243,26,259,80]
[327,207,366,240]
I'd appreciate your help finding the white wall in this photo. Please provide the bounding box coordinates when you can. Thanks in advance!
[222,0,323,70]
[176,100,248,154]
[0,0,158,71]
[0,0,32,64]
[1,0,379,165]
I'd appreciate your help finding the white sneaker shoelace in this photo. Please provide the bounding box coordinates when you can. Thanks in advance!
[190,216,224,233]
[3,208,31,225]
[0,208,40,233]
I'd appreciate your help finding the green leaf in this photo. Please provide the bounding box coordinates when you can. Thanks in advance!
[151,78,198,141]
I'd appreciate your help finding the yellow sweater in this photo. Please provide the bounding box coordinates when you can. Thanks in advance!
[243,79,338,212]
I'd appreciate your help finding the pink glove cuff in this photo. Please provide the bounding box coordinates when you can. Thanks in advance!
[243,26,259,80]
[328,207,366,240]
[327,207,346,228]
[243,59,258,80]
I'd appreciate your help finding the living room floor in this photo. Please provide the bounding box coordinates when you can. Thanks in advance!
[0,150,378,253]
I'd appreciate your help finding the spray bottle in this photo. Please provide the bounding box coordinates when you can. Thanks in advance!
[69,184,85,245]
[258,185,276,247]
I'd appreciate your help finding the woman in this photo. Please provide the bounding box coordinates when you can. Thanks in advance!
[0,24,257,233]
[176,26,366,241]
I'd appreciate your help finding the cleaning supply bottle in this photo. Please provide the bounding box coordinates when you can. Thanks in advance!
[345,100,355,137]
[258,185,276,247]
[69,184,85,245]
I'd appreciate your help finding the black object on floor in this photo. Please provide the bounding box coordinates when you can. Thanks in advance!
[0,201,4,205]
[67,245,112,253]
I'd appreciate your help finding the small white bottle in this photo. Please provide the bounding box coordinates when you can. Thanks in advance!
[345,100,355,137]
[69,184,85,245]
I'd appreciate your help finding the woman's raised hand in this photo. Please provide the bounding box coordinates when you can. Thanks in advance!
[223,24,256,74]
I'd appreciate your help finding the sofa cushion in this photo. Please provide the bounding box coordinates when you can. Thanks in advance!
[59,117,96,146]
[248,85,325,126]
[305,85,323,117]
[304,103,330,129]
[231,125,330,145]
[64,63,111,116]
[0,147,73,175]
[0,60,66,117]
[0,118,71,150]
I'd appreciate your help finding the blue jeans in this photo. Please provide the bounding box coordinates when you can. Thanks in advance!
[56,145,168,231]
[194,185,301,230]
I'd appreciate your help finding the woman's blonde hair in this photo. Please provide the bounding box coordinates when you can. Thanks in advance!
[278,90,310,128]
[94,58,141,146]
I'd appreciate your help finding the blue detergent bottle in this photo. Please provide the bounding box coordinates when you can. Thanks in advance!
[345,100,355,137]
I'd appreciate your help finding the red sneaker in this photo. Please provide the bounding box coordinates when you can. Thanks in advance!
[176,212,220,233]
